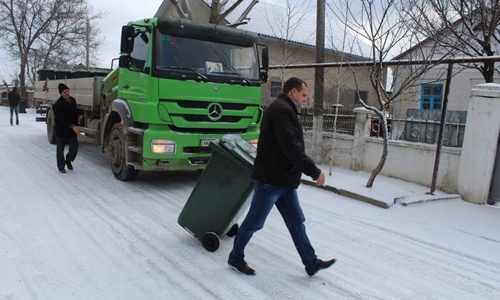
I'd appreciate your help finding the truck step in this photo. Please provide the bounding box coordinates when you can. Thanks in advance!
[128,162,143,169]
[127,127,145,135]
[128,146,143,153]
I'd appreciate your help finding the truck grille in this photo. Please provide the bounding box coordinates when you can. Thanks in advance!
[159,99,258,129]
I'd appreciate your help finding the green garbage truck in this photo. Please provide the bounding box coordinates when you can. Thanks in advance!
[34,17,268,181]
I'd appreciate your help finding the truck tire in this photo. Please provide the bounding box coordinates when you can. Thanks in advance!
[46,108,56,144]
[109,123,139,181]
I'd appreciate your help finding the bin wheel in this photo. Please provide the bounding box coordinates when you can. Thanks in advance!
[202,232,220,252]
[227,224,239,237]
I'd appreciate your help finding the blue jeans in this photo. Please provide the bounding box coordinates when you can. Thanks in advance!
[229,180,318,268]
[10,106,19,125]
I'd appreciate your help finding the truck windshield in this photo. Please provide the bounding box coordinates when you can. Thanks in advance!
[154,32,260,85]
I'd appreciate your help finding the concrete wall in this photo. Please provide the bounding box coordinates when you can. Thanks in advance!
[305,131,461,194]
[458,83,500,204]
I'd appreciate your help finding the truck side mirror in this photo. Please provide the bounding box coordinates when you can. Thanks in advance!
[121,26,135,54]
[260,46,269,83]
[119,56,131,68]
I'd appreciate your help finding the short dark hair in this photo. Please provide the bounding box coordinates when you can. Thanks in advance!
[283,77,307,94]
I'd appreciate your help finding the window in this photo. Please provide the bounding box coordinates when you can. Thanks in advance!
[420,84,443,109]
[354,90,368,106]
[270,81,282,98]
[130,32,149,71]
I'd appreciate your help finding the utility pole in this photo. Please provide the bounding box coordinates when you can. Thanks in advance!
[86,19,90,71]
[312,0,325,164]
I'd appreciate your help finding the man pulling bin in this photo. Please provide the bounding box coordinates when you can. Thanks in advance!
[227,77,336,276]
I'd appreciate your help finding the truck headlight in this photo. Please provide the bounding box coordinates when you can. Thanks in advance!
[151,139,176,154]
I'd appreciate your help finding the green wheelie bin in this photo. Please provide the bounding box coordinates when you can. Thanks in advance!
[178,134,256,252]
[18,100,26,113]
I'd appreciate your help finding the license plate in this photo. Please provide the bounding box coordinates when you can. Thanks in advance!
[200,139,214,147]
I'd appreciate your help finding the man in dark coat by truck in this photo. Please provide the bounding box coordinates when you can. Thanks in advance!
[53,83,80,173]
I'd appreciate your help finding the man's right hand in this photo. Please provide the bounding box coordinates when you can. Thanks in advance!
[315,171,325,186]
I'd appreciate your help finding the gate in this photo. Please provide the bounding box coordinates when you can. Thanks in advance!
[488,132,500,205]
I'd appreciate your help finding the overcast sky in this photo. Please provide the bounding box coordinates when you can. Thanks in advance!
[0,0,163,82]
[0,0,295,83]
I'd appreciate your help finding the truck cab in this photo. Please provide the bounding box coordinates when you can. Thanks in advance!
[102,18,268,180]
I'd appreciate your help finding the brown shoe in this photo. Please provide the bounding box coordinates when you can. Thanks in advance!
[228,259,256,275]
[306,258,336,276]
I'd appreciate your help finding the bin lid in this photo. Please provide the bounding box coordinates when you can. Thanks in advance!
[219,134,256,166]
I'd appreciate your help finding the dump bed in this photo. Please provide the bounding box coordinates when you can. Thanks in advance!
[34,77,104,111]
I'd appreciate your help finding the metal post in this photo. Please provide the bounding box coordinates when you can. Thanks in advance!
[429,62,453,194]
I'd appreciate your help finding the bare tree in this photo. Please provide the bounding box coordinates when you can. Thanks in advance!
[406,0,500,83]
[0,0,103,97]
[172,0,260,26]
[329,0,448,187]
[263,0,315,82]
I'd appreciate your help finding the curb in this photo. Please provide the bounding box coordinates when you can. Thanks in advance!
[300,179,390,208]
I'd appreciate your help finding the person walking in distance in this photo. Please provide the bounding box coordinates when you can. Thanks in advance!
[53,83,79,173]
[7,87,21,125]
[228,77,336,276]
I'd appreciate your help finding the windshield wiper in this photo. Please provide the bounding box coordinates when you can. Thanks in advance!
[216,71,251,85]
[158,66,208,82]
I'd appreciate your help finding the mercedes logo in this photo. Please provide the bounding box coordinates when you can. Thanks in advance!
[207,103,223,121]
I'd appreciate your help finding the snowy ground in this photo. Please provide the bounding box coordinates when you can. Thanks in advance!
[1,107,500,300]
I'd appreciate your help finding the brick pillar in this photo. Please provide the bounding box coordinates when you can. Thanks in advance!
[458,83,500,204]
[351,107,373,171]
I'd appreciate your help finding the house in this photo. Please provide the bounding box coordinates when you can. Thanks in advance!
[389,17,500,120]
[154,0,378,108]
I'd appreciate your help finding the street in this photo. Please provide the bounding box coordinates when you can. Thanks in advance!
[1,107,499,300]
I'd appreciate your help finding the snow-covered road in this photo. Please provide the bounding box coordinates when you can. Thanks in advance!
[1,108,499,299]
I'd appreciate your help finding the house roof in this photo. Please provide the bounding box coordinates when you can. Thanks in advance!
[225,1,370,60]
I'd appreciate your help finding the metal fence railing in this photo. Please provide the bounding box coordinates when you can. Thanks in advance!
[370,109,466,148]
[299,106,356,135]
[268,105,465,148]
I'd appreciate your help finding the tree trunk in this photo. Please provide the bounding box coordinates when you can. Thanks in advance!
[19,56,28,99]
[365,112,389,188]
[482,61,495,83]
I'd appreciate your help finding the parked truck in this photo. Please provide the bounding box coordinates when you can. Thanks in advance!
[34,17,268,181]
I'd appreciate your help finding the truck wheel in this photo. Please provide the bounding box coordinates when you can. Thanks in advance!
[46,109,56,144]
[202,232,220,252]
[109,123,138,181]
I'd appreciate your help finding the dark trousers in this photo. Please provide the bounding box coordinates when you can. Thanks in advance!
[56,135,78,170]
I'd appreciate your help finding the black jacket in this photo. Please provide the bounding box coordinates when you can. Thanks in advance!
[53,96,78,138]
[252,94,321,188]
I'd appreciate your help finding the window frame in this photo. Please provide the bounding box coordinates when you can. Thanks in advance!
[420,83,443,110]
